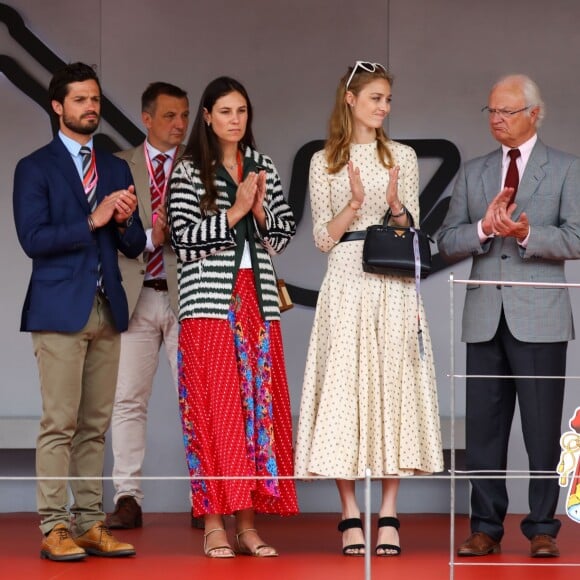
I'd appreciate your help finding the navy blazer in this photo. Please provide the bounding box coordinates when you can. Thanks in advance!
[13,137,146,333]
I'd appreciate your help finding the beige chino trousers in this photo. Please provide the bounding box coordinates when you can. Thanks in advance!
[33,294,120,535]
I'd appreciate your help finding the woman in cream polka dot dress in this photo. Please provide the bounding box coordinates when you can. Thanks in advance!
[295,62,443,557]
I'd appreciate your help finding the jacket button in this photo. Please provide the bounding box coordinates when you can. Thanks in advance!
[496,285,501,289]
[501,254,508,259]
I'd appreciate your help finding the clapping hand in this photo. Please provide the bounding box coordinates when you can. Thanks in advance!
[482,187,529,241]
[386,165,402,210]
[251,170,267,225]
[347,161,365,206]
[151,204,169,247]
[113,185,138,224]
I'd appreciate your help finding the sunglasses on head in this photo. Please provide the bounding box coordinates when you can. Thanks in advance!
[345,61,387,90]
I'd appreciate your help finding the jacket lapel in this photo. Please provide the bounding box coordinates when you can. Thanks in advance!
[481,149,502,206]
[94,148,110,208]
[511,140,547,218]
[49,138,91,212]
[130,143,153,227]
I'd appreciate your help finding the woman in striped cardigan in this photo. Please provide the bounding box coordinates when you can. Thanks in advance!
[167,77,298,558]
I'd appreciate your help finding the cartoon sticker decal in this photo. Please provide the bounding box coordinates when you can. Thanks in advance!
[557,406,580,523]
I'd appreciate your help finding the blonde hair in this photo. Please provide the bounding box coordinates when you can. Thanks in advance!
[325,65,395,174]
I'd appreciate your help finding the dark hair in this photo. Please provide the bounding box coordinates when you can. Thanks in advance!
[184,76,256,213]
[48,62,101,105]
[141,82,188,113]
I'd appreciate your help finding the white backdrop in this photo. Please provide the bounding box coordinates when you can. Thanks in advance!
[1,0,580,516]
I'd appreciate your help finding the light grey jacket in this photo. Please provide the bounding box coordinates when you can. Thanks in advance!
[438,138,580,343]
[115,143,182,317]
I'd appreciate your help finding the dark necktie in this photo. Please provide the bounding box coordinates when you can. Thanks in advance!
[146,153,168,278]
[504,148,521,203]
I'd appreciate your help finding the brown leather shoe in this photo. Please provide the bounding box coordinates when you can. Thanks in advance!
[105,496,142,529]
[530,534,560,558]
[40,523,87,561]
[74,522,136,557]
[457,532,501,556]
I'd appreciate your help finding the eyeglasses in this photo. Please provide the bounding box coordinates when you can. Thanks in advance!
[345,61,386,90]
[481,105,531,119]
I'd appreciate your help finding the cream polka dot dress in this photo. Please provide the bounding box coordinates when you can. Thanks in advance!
[294,141,444,478]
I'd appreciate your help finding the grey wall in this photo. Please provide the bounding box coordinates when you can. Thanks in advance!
[2,0,580,516]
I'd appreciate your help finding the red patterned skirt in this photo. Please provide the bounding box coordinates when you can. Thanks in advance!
[178,270,298,516]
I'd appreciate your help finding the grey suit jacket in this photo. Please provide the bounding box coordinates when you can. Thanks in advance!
[438,138,580,343]
[115,143,183,317]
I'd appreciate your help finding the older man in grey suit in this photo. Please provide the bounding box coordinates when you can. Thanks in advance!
[438,74,580,559]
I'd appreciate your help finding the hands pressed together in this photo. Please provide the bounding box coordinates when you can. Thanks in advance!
[90,185,139,229]
[482,187,530,242]
[227,170,267,228]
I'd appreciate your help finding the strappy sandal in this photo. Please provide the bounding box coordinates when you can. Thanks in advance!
[375,516,401,557]
[236,528,278,557]
[203,528,235,558]
[338,517,365,556]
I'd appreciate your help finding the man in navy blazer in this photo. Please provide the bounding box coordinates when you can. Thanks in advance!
[439,75,580,559]
[13,62,146,561]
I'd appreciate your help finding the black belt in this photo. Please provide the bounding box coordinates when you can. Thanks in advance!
[340,231,366,242]
[143,278,168,291]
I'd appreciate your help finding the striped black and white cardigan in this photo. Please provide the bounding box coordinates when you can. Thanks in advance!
[168,147,296,321]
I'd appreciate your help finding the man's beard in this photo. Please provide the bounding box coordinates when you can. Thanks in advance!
[62,112,100,136]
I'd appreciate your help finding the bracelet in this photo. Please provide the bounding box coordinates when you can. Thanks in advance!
[87,215,96,232]
[390,205,406,218]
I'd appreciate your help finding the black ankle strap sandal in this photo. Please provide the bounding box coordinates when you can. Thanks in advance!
[376,516,401,556]
[337,518,365,556]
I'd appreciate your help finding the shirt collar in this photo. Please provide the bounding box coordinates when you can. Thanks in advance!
[145,140,177,161]
[59,131,93,157]
[501,133,537,164]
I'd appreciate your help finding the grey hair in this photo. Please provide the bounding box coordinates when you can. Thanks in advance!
[493,74,546,127]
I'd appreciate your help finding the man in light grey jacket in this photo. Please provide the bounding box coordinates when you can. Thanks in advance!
[107,82,189,529]
[438,74,580,559]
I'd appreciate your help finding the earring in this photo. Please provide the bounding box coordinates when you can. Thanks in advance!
[206,121,211,127]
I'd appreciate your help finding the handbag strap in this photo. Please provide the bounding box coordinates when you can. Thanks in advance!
[341,209,418,242]
[383,207,415,227]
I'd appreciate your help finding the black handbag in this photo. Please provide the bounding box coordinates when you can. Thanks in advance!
[362,209,433,278]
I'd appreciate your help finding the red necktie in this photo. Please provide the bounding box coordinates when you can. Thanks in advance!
[81,146,104,290]
[504,148,521,203]
[80,146,97,210]
[146,153,168,278]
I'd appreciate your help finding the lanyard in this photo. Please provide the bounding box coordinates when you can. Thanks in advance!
[411,228,425,360]
[144,147,175,203]
[236,149,243,183]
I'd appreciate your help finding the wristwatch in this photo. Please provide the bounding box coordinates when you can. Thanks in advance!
[118,215,134,228]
